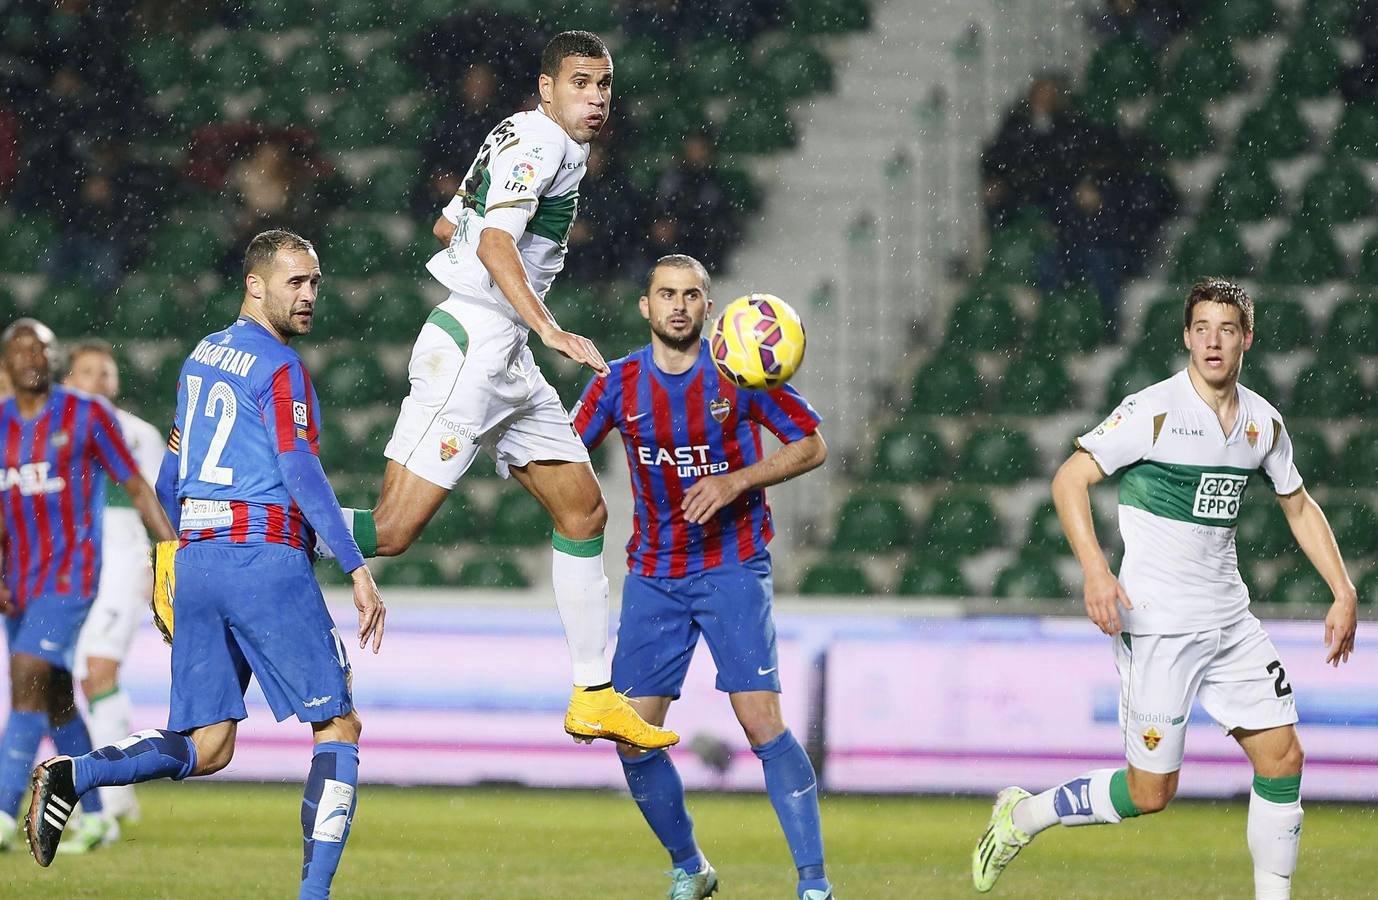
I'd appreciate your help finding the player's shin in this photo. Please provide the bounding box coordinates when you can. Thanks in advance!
[49,719,104,815]
[752,729,829,897]
[1248,773,1302,900]
[299,741,359,900]
[0,711,47,818]
[551,532,612,686]
[1013,768,1142,835]
[70,729,197,795]
[621,748,704,873]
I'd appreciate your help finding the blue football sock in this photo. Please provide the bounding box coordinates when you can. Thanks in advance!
[50,718,103,814]
[621,749,703,873]
[72,729,197,796]
[300,741,359,900]
[0,710,46,818]
[752,729,828,896]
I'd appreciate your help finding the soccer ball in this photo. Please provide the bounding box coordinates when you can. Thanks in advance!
[709,293,807,391]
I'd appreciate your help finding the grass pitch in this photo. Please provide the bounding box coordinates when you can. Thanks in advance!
[2,783,1371,898]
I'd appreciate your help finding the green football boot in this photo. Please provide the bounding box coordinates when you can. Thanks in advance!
[666,862,718,899]
[973,786,1033,892]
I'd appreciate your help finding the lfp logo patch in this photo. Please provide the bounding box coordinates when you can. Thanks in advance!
[1193,472,1248,519]
[511,161,537,185]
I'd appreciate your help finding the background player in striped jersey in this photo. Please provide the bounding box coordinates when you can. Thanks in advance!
[62,339,165,831]
[26,232,385,898]
[0,318,175,852]
[572,255,834,900]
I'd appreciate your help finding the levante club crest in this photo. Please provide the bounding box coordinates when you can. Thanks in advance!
[709,398,732,423]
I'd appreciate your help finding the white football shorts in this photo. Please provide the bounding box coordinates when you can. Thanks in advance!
[73,515,153,676]
[1114,613,1298,774]
[384,292,589,490]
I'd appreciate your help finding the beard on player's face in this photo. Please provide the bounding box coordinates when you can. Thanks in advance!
[650,315,704,351]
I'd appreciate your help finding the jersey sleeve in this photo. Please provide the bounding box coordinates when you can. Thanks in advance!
[480,138,566,240]
[1074,395,1153,476]
[1261,417,1304,496]
[746,384,821,443]
[256,359,321,457]
[572,374,615,450]
[86,397,138,483]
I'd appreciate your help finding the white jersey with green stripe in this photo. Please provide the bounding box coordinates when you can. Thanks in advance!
[104,407,164,552]
[1076,369,1303,634]
[426,107,587,328]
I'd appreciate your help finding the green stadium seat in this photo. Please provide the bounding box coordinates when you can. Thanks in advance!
[634,98,711,152]
[1251,296,1311,353]
[1166,38,1245,102]
[1268,562,1329,604]
[1324,296,1378,347]
[798,560,872,595]
[357,161,417,214]
[456,556,531,589]
[1142,96,1214,160]
[131,37,202,92]
[1028,284,1102,355]
[1272,34,1341,99]
[1107,354,1174,406]
[759,41,834,99]
[358,281,429,341]
[318,355,391,405]
[1135,296,1186,359]
[957,426,1038,485]
[1354,235,1378,286]
[869,423,947,483]
[424,489,484,544]
[831,495,911,553]
[1201,0,1278,37]
[994,558,1068,599]
[998,355,1074,414]
[1357,568,1378,605]
[611,38,666,97]
[251,0,315,30]
[320,99,395,151]
[1264,224,1346,285]
[1023,501,1070,556]
[1340,428,1378,488]
[329,0,400,30]
[1291,358,1368,417]
[1286,427,1333,483]
[792,0,871,34]
[1208,159,1283,223]
[250,84,311,127]
[1235,499,1294,560]
[490,489,550,547]
[896,556,968,596]
[719,167,763,216]
[204,41,269,92]
[1301,0,1362,36]
[144,217,223,278]
[0,286,19,320]
[923,494,1000,555]
[320,224,391,280]
[314,416,352,475]
[283,40,351,94]
[1298,160,1373,226]
[944,286,1021,351]
[1083,39,1158,107]
[1233,96,1312,161]
[0,215,54,274]
[982,213,1053,286]
[718,96,796,153]
[354,53,418,102]
[45,283,107,334]
[682,40,747,98]
[910,353,983,415]
[1240,363,1282,404]
[1331,103,1378,159]
[376,557,444,587]
[1324,499,1378,558]
[1173,220,1252,280]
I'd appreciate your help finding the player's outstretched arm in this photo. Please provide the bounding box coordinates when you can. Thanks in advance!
[475,227,609,376]
[681,431,827,525]
[433,214,457,247]
[1052,450,1132,635]
[1277,488,1358,666]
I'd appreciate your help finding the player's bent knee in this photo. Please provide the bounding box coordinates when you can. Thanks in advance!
[314,710,363,745]
[555,494,607,541]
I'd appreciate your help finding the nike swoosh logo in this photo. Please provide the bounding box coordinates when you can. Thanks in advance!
[40,640,61,652]
[627,412,649,422]
[791,782,817,798]
[757,666,777,676]
[572,718,603,731]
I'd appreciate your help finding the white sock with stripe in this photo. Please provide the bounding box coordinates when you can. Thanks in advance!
[551,532,611,686]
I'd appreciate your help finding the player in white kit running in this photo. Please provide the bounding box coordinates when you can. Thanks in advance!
[972,279,1359,898]
[63,340,164,828]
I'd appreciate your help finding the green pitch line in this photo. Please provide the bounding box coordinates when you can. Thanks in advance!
[2,784,1372,898]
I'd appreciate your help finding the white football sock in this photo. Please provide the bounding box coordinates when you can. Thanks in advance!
[1011,789,1059,836]
[551,533,612,686]
[86,686,139,816]
[1248,783,1302,900]
[1022,768,1137,830]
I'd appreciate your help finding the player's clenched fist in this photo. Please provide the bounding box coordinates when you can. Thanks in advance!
[541,327,610,377]
[1083,567,1132,636]
[351,565,386,653]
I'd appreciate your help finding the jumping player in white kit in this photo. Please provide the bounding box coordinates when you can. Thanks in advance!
[972,279,1359,899]
[335,31,675,751]
[64,340,164,831]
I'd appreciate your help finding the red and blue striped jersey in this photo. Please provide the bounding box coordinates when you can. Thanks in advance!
[170,317,321,551]
[0,387,138,608]
[573,339,821,577]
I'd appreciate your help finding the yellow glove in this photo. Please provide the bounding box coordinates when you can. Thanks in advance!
[151,540,177,644]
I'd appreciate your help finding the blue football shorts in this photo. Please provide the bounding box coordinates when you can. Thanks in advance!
[4,593,91,669]
[167,542,352,733]
[613,550,780,698]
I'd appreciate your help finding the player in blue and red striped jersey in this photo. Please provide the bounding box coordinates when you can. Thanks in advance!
[26,231,385,899]
[572,255,834,900]
[0,318,176,852]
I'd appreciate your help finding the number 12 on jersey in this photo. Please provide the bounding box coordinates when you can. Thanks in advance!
[180,374,238,486]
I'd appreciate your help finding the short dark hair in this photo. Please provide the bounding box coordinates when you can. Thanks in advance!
[65,338,116,374]
[1,317,55,351]
[540,31,610,79]
[1184,277,1254,332]
[243,229,315,279]
[646,254,711,296]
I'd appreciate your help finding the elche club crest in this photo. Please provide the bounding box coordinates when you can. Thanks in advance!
[1142,727,1162,751]
[439,434,460,462]
[709,398,731,423]
[1245,419,1260,447]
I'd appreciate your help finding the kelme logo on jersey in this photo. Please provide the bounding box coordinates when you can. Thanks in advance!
[709,398,731,423]
[1193,472,1248,519]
